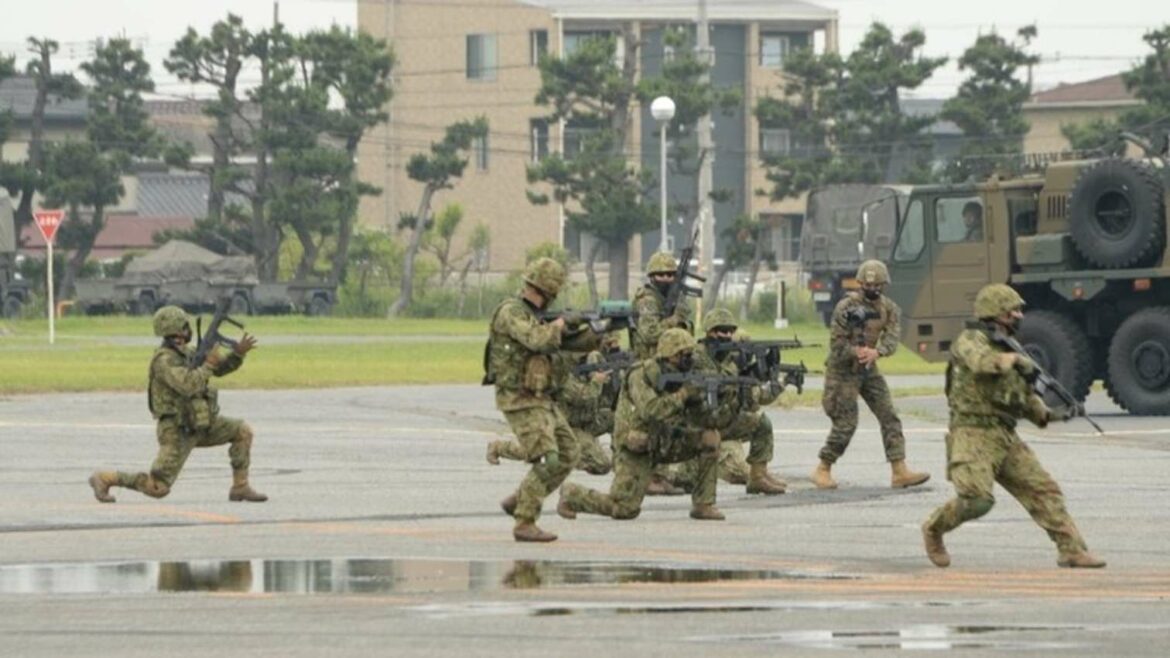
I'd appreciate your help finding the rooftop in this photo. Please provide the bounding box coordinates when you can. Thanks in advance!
[1028,74,1139,107]
[0,75,88,123]
[518,0,836,21]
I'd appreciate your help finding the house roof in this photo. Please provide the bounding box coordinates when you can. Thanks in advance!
[135,172,251,219]
[519,0,836,22]
[0,75,88,123]
[21,215,195,260]
[1027,74,1139,107]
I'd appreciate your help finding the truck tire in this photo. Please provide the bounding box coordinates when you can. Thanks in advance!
[2,296,22,319]
[1105,307,1170,415]
[1016,310,1093,403]
[307,295,332,317]
[229,293,251,316]
[1068,158,1164,268]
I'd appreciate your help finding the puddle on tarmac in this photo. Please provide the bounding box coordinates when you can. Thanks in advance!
[688,625,1087,651]
[0,558,857,595]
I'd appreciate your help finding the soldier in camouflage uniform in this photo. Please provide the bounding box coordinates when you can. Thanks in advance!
[88,306,267,503]
[557,328,728,522]
[673,308,787,494]
[921,284,1105,569]
[485,257,600,542]
[630,251,694,495]
[811,260,930,490]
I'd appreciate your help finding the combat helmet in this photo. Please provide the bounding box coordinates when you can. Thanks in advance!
[153,305,190,337]
[974,284,1025,319]
[702,308,737,334]
[656,327,697,359]
[856,259,890,285]
[523,257,567,297]
[646,251,678,275]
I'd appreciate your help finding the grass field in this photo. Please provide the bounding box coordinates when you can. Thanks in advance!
[0,316,944,394]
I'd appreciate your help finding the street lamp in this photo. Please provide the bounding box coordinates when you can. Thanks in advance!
[650,96,675,252]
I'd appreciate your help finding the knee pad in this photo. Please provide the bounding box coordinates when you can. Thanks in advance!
[612,506,641,520]
[140,477,171,499]
[958,495,995,521]
[237,423,254,445]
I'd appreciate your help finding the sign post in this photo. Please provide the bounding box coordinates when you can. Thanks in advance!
[34,210,64,345]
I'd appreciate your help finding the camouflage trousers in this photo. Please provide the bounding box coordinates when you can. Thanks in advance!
[924,426,1088,557]
[490,427,612,475]
[818,369,905,464]
[502,405,580,524]
[561,431,717,520]
[674,411,774,489]
[115,416,249,496]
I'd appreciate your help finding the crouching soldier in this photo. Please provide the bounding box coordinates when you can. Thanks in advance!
[88,305,266,503]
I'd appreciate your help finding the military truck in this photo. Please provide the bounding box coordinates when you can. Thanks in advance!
[74,240,336,316]
[800,184,907,324]
[0,194,33,318]
[883,142,1170,414]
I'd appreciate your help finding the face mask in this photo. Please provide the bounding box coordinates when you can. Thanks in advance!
[676,353,694,372]
[863,288,881,301]
[653,280,673,295]
[999,315,1021,334]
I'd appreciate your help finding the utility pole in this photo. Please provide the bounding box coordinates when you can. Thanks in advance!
[696,0,715,312]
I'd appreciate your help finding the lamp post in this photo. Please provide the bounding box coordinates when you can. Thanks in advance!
[650,96,675,252]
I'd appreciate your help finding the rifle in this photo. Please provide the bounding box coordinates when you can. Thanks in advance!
[189,297,245,369]
[844,305,881,379]
[699,337,813,394]
[541,300,637,334]
[574,349,637,407]
[662,227,706,317]
[986,325,1104,434]
[657,372,759,409]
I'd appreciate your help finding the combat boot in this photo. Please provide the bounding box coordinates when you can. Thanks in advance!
[485,441,501,465]
[746,463,787,495]
[228,470,268,502]
[88,471,118,503]
[513,522,557,542]
[556,486,576,520]
[646,474,685,496]
[723,470,748,486]
[810,460,838,489]
[689,504,725,521]
[891,460,930,489]
[500,491,518,516]
[1057,552,1106,569]
[922,521,951,568]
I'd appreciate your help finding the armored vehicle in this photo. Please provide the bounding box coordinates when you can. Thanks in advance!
[800,184,907,324]
[0,194,33,318]
[884,143,1170,414]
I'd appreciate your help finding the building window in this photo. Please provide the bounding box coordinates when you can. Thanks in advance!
[530,119,549,162]
[760,128,791,156]
[530,30,548,66]
[474,133,489,171]
[467,34,497,81]
[563,124,599,159]
[760,33,790,68]
[564,31,611,56]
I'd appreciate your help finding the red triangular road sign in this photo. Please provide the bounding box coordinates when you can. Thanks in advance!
[34,209,64,243]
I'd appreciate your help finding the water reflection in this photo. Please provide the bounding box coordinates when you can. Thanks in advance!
[0,558,843,595]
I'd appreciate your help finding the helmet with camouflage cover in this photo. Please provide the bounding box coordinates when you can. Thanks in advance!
[152,305,190,337]
[646,251,678,275]
[656,327,697,359]
[974,284,1025,319]
[856,259,890,285]
[523,257,567,297]
[702,307,737,334]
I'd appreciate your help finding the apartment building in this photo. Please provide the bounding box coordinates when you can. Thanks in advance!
[357,0,838,274]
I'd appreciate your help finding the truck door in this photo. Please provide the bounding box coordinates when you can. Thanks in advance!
[928,195,991,316]
[887,197,931,319]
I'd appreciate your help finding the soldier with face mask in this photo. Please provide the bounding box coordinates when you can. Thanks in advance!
[556,328,728,522]
[811,260,930,490]
[88,305,265,503]
[921,284,1105,569]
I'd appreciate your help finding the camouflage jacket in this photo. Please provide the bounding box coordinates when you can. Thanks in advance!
[630,284,694,359]
[826,291,900,374]
[148,343,243,424]
[486,296,598,411]
[947,325,1050,430]
[557,351,615,436]
[615,359,734,452]
[694,341,773,427]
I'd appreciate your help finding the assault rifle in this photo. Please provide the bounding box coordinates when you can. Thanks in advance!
[573,349,638,378]
[844,305,881,380]
[699,338,812,394]
[663,227,706,317]
[541,300,637,334]
[189,296,245,369]
[657,372,759,409]
[986,326,1104,434]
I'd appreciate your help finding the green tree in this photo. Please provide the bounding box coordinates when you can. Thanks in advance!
[422,203,469,287]
[940,25,1038,181]
[528,29,654,301]
[390,117,489,317]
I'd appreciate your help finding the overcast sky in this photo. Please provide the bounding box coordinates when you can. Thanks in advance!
[1,0,1167,100]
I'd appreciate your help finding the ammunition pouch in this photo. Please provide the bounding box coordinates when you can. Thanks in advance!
[522,354,553,393]
[183,398,213,432]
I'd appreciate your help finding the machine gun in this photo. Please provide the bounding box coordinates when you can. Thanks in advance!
[986,327,1105,434]
[541,300,637,334]
[663,227,706,317]
[699,337,812,394]
[189,296,245,369]
[656,372,759,409]
[844,305,881,379]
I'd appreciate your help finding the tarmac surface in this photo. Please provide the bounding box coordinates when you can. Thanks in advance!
[1,381,1168,656]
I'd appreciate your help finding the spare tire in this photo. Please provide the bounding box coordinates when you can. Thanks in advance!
[1068,158,1164,268]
